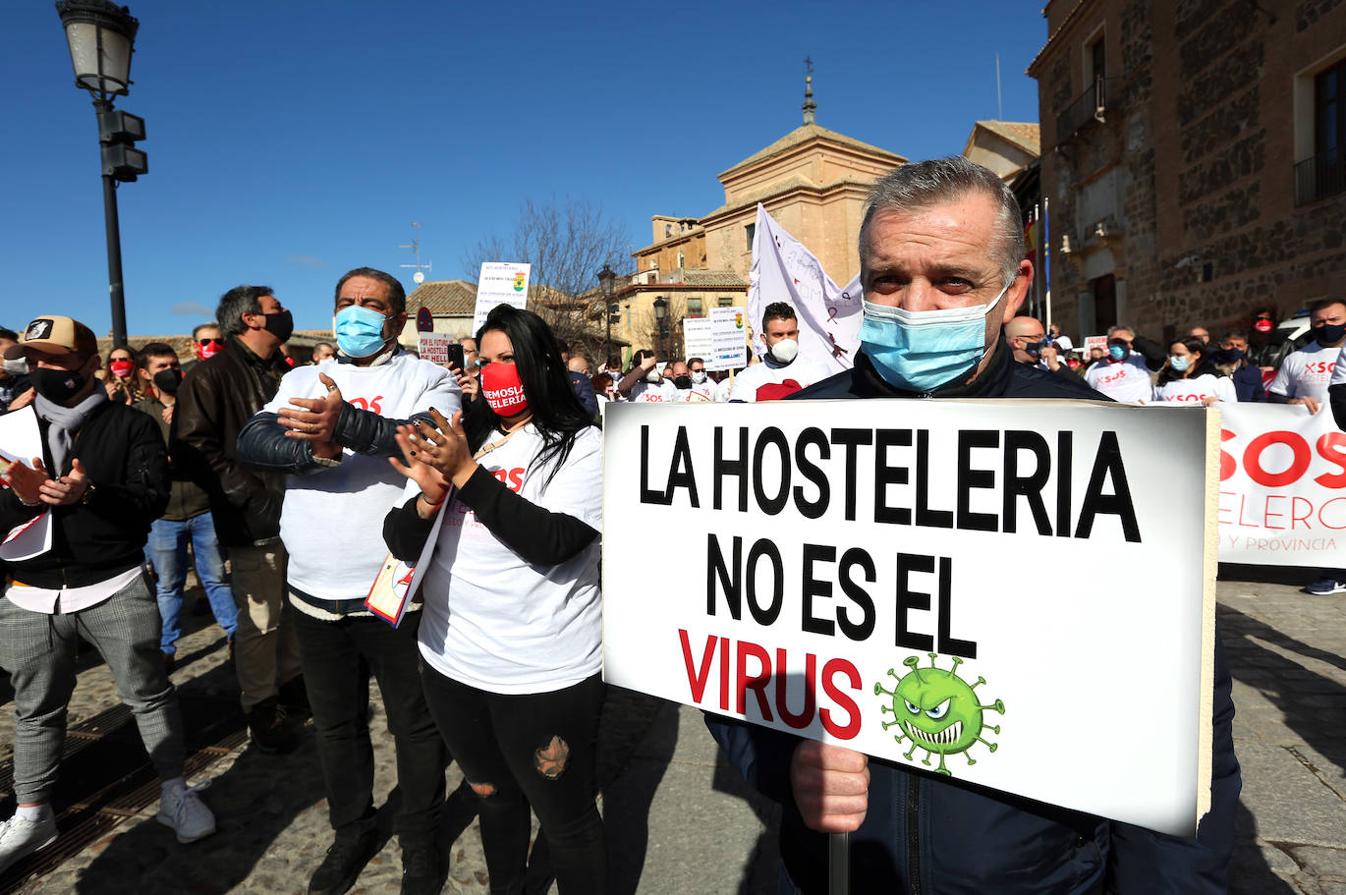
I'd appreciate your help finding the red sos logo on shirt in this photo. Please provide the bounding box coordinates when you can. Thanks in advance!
[1303,362,1334,374]
[491,466,526,493]
[348,395,385,413]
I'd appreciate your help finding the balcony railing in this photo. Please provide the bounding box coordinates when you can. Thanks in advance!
[1295,151,1345,206]
[1056,78,1119,143]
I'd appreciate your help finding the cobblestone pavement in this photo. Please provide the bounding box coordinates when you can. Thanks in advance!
[0,570,1342,894]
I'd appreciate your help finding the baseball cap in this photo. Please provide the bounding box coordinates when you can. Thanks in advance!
[4,315,99,360]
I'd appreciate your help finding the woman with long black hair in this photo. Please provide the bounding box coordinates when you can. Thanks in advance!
[383,304,606,894]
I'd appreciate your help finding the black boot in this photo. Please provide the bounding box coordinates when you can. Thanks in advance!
[246,697,299,755]
[308,826,381,895]
[400,841,448,895]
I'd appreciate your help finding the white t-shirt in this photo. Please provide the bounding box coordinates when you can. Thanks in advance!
[714,376,735,403]
[1271,342,1342,402]
[1084,360,1152,404]
[265,352,461,600]
[729,358,829,402]
[418,424,603,694]
[1153,373,1239,404]
[684,379,719,403]
[1331,348,1346,387]
[628,378,683,403]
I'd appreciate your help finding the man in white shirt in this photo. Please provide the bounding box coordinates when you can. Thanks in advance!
[1269,297,1346,596]
[618,349,683,403]
[730,303,830,402]
[237,268,460,894]
[0,315,214,873]
[684,357,719,402]
[1084,337,1153,404]
[1268,298,1345,416]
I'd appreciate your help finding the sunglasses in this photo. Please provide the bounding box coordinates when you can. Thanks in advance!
[197,338,224,346]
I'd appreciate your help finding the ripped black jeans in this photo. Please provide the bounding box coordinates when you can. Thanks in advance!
[420,667,606,895]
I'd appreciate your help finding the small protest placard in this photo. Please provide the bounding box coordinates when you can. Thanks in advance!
[418,331,452,365]
[474,262,531,332]
[708,306,747,372]
[602,399,1219,836]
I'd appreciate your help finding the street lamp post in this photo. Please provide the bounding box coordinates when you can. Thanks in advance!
[598,263,617,365]
[55,0,147,349]
[653,297,669,361]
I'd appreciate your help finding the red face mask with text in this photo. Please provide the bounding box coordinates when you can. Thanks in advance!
[481,362,529,417]
[196,339,224,361]
[109,359,133,379]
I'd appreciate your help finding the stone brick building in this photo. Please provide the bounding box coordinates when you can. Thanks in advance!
[1028,0,1346,344]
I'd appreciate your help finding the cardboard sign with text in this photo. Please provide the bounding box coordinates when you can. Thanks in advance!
[708,306,747,372]
[603,399,1218,837]
[1216,403,1346,565]
[474,262,531,332]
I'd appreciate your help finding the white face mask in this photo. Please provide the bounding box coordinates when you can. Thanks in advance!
[691,370,707,384]
[3,357,28,376]
[769,338,799,364]
[645,369,662,383]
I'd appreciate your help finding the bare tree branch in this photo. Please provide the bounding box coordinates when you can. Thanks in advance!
[463,198,630,359]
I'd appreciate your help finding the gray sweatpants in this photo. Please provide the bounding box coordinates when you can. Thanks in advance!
[0,573,185,803]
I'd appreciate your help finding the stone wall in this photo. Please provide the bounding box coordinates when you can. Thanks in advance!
[1034,0,1346,342]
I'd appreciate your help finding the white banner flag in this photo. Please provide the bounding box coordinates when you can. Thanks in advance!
[747,204,861,375]
[1217,403,1346,566]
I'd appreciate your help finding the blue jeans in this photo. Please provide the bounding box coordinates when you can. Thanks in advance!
[147,512,238,654]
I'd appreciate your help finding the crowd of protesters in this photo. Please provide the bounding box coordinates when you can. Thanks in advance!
[0,155,1341,893]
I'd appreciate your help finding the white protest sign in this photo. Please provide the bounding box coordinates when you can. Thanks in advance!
[1084,336,1109,354]
[603,399,1218,837]
[0,406,52,562]
[1216,403,1346,565]
[474,262,531,332]
[708,306,747,372]
[683,317,713,363]
[418,331,452,365]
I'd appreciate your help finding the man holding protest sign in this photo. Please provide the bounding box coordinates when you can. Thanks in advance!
[696,158,1239,892]
[236,267,459,894]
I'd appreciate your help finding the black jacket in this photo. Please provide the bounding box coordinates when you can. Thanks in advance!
[236,350,440,475]
[0,401,168,588]
[707,343,1241,894]
[173,338,288,547]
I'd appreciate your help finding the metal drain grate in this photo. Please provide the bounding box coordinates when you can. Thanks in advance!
[0,692,246,894]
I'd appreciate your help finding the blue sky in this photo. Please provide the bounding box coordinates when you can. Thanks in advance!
[5,1,1048,336]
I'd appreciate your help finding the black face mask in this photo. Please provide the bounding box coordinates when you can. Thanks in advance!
[31,367,87,403]
[673,375,693,389]
[154,368,184,395]
[262,309,294,343]
[1315,323,1346,345]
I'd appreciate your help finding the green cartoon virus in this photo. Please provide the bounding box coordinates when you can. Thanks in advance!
[874,653,1005,777]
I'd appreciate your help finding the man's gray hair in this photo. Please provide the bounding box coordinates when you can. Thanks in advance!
[1107,324,1136,338]
[191,321,220,339]
[860,156,1026,288]
[216,285,274,337]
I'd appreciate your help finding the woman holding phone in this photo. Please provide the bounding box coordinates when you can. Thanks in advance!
[383,304,605,894]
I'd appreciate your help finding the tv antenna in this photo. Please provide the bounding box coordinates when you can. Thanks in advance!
[399,221,433,284]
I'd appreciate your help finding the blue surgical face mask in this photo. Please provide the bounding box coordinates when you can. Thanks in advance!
[1169,354,1191,372]
[1108,345,1127,361]
[858,283,1010,392]
[334,305,391,358]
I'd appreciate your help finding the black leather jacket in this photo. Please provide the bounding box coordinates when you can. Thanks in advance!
[173,338,288,547]
[235,350,439,475]
[0,401,168,588]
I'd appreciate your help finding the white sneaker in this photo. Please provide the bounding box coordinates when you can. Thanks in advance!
[0,812,58,874]
[156,786,216,844]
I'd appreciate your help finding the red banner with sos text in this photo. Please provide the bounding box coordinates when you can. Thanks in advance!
[1218,403,1346,565]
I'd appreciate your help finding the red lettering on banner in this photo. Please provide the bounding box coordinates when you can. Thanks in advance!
[674,630,861,740]
[1321,497,1346,530]
[1220,429,1236,481]
[736,641,773,719]
[679,630,717,703]
[820,659,862,739]
[1315,432,1346,488]
[775,648,817,727]
[1292,495,1313,529]
[1244,431,1312,488]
